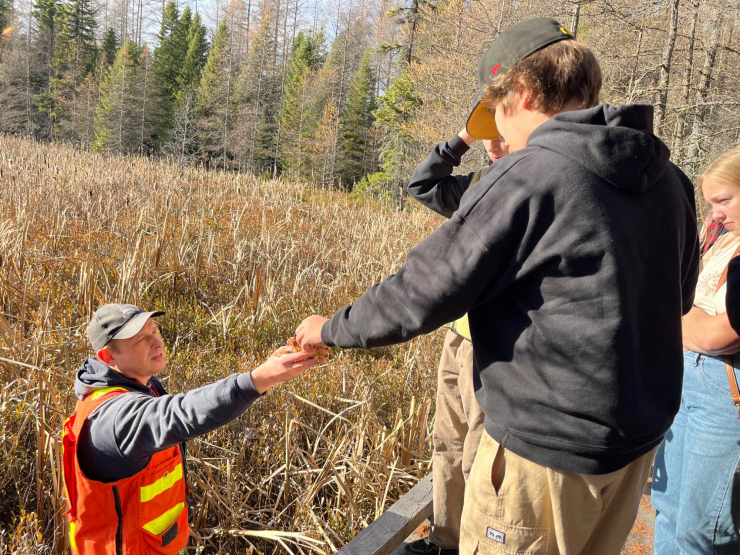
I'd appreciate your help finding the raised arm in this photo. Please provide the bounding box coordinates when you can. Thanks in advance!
[407,130,483,218]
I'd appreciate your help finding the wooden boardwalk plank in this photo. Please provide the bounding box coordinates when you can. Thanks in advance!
[337,474,433,555]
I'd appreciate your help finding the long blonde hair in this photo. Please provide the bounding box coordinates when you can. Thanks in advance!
[698,146,740,249]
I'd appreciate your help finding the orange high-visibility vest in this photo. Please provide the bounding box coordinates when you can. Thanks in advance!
[62,387,190,554]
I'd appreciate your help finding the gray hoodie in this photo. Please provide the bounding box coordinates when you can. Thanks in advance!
[74,357,261,482]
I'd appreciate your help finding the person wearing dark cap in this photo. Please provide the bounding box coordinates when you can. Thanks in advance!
[405,134,507,555]
[296,17,699,554]
[62,304,318,554]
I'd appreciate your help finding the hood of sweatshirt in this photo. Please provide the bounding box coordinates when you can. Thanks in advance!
[74,357,161,400]
[527,104,670,195]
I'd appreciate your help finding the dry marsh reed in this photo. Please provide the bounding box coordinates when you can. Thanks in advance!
[0,135,446,554]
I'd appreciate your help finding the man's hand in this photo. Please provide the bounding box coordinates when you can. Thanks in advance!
[250,350,318,394]
[458,127,478,147]
[296,315,329,352]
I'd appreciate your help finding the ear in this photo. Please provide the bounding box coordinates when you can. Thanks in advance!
[97,347,113,364]
[519,89,533,111]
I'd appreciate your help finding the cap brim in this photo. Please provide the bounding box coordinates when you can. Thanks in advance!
[112,310,165,341]
[466,89,499,141]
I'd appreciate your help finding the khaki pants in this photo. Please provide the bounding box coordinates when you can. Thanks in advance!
[429,330,486,549]
[460,431,656,555]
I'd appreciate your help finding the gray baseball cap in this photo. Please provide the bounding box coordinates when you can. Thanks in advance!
[88,304,165,352]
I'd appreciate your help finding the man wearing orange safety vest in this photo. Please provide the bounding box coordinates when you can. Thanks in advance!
[62,304,318,554]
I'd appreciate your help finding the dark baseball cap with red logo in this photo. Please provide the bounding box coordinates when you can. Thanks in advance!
[466,17,574,140]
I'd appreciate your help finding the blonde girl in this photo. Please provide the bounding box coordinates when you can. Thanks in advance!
[653,145,740,554]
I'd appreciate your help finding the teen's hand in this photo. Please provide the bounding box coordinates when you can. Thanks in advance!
[250,350,318,394]
[296,315,329,352]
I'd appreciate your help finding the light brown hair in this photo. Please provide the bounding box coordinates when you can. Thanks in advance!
[697,145,740,245]
[482,40,602,115]
[699,146,740,193]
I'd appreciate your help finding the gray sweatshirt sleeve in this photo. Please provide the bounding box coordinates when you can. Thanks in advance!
[82,372,261,481]
[407,135,477,218]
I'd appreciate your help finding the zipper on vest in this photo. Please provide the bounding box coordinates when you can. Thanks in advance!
[112,485,123,555]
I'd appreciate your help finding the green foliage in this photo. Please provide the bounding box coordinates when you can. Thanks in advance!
[354,170,395,203]
[177,12,207,94]
[32,0,58,52]
[32,0,59,136]
[102,28,117,66]
[93,39,142,154]
[278,30,323,174]
[150,2,191,144]
[0,0,11,32]
[196,21,236,167]
[45,0,98,138]
[337,48,377,188]
[235,8,281,173]
[56,0,96,51]
[370,70,419,188]
[385,0,433,65]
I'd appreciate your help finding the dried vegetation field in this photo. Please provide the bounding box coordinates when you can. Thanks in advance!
[0,135,445,554]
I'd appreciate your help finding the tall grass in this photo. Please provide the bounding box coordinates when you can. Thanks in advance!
[0,135,445,554]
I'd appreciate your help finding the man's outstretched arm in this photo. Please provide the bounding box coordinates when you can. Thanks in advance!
[82,351,315,481]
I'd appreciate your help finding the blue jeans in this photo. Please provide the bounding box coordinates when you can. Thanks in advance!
[652,351,740,554]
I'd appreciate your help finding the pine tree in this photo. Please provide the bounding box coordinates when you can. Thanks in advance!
[48,0,98,139]
[33,0,59,70]
[150,2,190,145]
[304,21,369,185]
[196,21,236,167]
[64,67,97,145]
[277,30,323,176]
[136,45,156,154]
[33,0,61,136]
[359,70,418,196]
[337,48,377,188]
[176,11,207,95]
[165,11,207,163]
[102,28,118,67]
[356,0,427,198]
[233,8,280,173]
[386,0,432,65]
[93,39,142,154]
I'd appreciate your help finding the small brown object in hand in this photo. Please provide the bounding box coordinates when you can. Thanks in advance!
[284,337,330,364]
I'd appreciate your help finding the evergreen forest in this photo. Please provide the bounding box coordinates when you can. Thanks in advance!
[0,0,739,194]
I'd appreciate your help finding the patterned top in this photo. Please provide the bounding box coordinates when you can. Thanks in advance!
[695,232,740,315]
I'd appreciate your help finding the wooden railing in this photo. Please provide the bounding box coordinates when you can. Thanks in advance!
[336,474,433,555]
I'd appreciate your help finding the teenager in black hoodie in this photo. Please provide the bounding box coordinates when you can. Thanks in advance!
[297,19,699,553]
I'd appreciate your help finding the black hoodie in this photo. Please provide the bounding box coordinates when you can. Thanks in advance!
[321,104,700,474]
[74,358,261,482]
